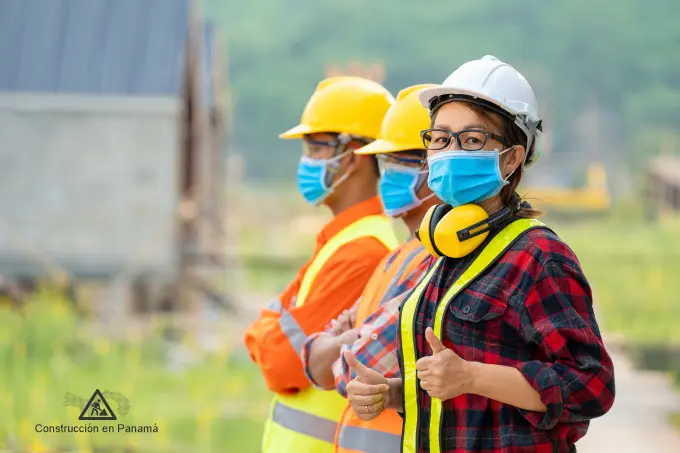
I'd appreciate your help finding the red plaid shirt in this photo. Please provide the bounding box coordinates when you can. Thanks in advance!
[402,226,615,453]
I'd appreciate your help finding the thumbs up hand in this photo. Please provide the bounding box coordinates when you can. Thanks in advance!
[415,327,477,401]
[344,350,389,421]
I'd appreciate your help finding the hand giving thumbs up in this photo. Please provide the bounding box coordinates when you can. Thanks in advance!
[344,350,389,421]
[415,327,476,400]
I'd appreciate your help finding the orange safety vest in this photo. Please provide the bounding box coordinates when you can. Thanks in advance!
[334,238,430,453]
[262,215,399,453]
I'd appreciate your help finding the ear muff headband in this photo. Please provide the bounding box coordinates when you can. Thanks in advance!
[429,204,452,257]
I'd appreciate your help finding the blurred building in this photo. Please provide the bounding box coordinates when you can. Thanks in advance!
[646,155,680,217]
[0,0,228,313]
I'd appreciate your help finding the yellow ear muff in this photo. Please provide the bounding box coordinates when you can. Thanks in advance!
[415,204,449,257]
[434,204,490,258]
[416,203,491,258]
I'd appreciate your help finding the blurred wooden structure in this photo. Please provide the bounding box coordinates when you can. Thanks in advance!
[0,0,230,315]
[521,163,611,214]
[645,155,680,218]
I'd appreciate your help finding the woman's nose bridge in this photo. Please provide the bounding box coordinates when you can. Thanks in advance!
[446,132,462,151]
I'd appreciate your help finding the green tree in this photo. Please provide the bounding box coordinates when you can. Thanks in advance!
[204,0,680,182]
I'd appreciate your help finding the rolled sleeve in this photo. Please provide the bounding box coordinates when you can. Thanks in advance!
[517,260,615,430]
[301,332,332,389]
[334,344,353,398]
[516,361,567,429]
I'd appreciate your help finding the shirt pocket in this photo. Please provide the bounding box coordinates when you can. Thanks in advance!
[444,279,510,362]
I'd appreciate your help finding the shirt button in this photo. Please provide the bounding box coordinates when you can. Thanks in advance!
[371,333,379,341]
[462,305,471,314]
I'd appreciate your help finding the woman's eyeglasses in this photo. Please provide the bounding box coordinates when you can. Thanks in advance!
[420,128,511,151]
[376,151,427,170]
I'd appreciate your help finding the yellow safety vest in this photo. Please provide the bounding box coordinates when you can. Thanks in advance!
[262,214,399,453]
[399,219,547,453]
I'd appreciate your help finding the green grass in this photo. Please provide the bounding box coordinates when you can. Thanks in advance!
[0,291,271,453]
[551,213,680,344]
[547,209,680,428]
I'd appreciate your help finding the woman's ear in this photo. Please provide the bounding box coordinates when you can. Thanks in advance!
[502,145,526,177]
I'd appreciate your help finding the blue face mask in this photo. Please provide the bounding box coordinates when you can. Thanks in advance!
[379,162,426,217]
[296,152,350,205]
[427,150,511,207]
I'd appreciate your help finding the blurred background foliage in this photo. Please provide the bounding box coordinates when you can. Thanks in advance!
[204,0,680,181]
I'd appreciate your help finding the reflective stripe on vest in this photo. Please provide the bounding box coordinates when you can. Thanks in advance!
[336,405,404,453]
[264,389,346,453]
[266,298,282,312]
[337,424,402,453]
[399,219,546,453]
[263,214,399,453]
[272,401,338,443]
[279,311,307,356]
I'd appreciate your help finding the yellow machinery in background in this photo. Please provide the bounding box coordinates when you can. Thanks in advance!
[520,163,611,214]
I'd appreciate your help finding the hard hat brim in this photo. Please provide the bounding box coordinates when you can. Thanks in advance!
[418,86,521,117]
[279,124,313,139]
[354,139,417,155]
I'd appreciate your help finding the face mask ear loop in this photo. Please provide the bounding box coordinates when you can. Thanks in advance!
[324,132,355,186]
[497,146,519,183]
[326,169,352,196]
[392,187,437,220]
[403,162,431,204]
[323,144,356,198]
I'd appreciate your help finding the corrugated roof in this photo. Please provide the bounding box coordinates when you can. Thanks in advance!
[0,0,192,96]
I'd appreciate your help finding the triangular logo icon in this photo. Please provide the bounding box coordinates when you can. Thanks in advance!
[78,389,117,420]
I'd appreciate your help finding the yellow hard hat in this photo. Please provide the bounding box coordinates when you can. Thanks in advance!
[279,76,395,140]
[355,83,438,155]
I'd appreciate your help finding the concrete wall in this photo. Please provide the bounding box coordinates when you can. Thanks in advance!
[0,94,182,278]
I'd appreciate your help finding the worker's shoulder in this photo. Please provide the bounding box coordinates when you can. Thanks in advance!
[514,224,581,269]
[330,235,392,266]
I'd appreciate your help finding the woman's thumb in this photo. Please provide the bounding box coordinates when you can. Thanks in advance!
[425,327,446,353]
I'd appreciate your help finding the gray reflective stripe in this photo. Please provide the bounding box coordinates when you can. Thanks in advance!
[266,299,282,311]
[279,310,306,355]
[272,401,337,443]
[338,424,402,452]
[378,245,425,306]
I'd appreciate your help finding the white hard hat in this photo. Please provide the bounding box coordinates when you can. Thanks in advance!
[418,55,543,168]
